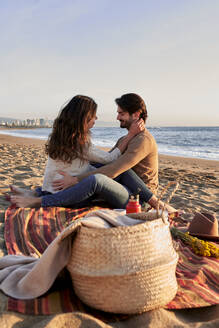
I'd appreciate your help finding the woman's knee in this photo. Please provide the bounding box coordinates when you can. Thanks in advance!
[93,173,108,184]
[93,174,117,191]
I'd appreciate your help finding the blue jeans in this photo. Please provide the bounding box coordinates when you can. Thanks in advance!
[36,169,153,209]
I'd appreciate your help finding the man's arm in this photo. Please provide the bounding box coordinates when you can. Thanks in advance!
[53,120,146,191]
[52,133,150,191]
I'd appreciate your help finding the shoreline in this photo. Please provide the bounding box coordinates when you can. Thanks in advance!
[0,127,219,162]
[0,133,219,166]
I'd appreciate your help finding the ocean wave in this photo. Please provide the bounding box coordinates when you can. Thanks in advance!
[1,126,218,161]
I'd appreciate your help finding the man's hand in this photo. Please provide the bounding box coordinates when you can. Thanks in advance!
[52,171,79,191]
[128,119,145,137]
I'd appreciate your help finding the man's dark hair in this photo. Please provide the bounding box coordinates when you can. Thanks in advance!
[115,93,148,122]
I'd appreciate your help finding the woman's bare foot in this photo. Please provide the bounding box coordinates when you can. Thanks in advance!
[10,185,37,197]
[10,195,42,208]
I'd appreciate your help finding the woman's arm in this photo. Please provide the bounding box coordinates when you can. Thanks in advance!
[87,119,144,163]
[52,119,145,191]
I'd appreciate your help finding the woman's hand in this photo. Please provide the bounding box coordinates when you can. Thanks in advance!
[128,119,145,137]
[52,171,79,191]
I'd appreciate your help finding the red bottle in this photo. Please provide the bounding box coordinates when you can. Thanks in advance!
[126,195,141,214]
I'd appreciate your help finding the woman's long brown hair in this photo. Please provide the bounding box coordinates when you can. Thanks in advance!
[45,95,97,163]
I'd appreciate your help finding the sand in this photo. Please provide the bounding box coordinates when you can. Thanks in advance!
[0,133,219,327]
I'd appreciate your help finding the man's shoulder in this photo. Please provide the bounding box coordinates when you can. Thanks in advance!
[140,128,154,138]
[115,129,156,148]
[130,129,156,144]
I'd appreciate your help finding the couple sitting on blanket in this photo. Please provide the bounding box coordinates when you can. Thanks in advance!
[10,93,176,213]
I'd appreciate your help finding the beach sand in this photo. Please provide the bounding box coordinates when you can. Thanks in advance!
[0,133,218,327]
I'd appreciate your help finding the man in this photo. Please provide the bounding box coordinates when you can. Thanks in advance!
[54,93,158,194]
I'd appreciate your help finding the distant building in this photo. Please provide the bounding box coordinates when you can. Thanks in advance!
[39,118,45,126]
[0,117,53,128]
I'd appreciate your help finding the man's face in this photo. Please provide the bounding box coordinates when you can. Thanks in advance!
[117,106,137,129]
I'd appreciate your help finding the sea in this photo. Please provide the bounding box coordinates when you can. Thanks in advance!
[0,126,218,161]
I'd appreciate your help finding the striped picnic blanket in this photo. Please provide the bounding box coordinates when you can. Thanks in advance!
[3,206,219,316]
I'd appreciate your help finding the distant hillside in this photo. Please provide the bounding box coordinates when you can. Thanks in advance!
[95,121,118,127]
[0,117,18,123]
[0,118,117,127]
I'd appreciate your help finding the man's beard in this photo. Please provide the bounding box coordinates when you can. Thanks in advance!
[119,120,131,129]
[119,121,126,128]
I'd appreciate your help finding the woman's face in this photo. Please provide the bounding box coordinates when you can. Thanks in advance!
[87,113,97,130]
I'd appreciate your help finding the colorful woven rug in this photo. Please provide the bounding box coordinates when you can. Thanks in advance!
[3,206,219,316]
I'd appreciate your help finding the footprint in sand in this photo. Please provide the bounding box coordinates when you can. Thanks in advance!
[205,175,217,180]
[12,173,32,180]
[15,165,32,171]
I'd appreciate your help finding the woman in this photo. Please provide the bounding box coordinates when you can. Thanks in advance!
[10,95,175,212]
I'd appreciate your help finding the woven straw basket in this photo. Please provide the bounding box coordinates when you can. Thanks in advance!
[67,203,179,313]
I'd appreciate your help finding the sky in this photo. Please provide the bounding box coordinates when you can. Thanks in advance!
[0,0,219,126]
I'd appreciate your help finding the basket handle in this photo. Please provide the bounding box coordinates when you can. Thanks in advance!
[157,181,179,220]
